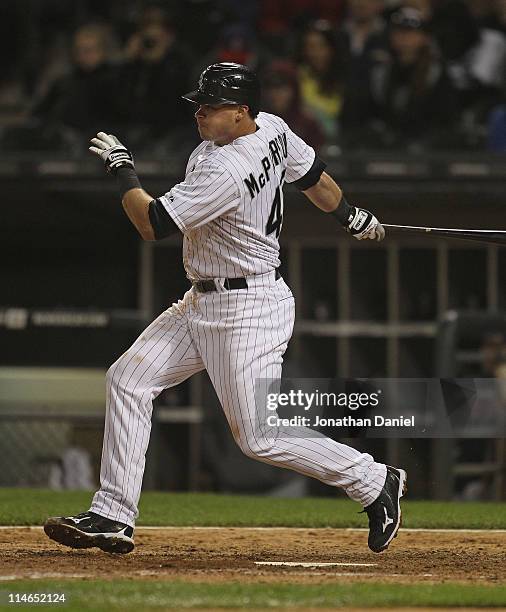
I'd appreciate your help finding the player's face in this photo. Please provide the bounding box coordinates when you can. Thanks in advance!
[194,104,247,145]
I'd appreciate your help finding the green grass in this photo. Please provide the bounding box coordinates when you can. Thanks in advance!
[0,489,505,529]
[1,581,506,610]
[1,491,505,610]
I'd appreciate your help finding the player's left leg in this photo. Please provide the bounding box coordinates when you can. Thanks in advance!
[190,273,405,551]
[189,273,388,508]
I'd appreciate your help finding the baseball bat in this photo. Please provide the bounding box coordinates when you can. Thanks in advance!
[383,224,506,246]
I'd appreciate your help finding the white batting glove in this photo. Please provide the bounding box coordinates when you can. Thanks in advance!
[89,132,134,174]
[346,206,385,241]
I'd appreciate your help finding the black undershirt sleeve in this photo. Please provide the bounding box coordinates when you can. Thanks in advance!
[291,156,326,191]
[148,198,180,240]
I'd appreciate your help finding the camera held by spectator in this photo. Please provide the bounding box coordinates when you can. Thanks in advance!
[117,8,191,145]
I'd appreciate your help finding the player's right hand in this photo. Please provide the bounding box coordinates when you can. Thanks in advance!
[346,206,385,241]
[89,132,134,174]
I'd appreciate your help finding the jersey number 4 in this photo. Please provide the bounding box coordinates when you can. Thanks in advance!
[265,171,286,238]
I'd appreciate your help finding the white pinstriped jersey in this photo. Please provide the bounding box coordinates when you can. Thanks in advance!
[159,112,316,280]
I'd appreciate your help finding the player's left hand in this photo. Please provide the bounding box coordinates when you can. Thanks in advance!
[89,132,134,174]
[346,206,385,241]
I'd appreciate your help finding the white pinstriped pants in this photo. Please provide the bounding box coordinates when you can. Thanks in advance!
[91,272,387,527]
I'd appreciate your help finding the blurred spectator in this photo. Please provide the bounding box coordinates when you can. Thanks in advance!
[430,0,506,125]
[258,0,346,55]
[337,0,389,122]
[192,21,269,98]
[173,1,228,55]
[386,0,434,20]
[339,0,387,59]
[342,7,458,149]
[260,0,346,32]
[202,22,262,72]
[31,23,119,135]
[466,0,506,31]
[262,60,325,151]
[116,8,191,145]
[296,20,345,143]
[215,23,257,66]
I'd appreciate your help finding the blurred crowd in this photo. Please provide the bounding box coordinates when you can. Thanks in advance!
[1,0,505,155]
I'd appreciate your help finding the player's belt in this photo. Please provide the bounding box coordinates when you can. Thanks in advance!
[193,269,281,293]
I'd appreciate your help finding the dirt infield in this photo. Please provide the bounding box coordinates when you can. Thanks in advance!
[1,526,505,586]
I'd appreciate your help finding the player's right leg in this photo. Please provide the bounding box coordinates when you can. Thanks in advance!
[191,276,388,503]
[189,274,406,552]
[44,291,204,553]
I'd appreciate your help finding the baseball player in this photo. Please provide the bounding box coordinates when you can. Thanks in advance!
[44,63,406,555]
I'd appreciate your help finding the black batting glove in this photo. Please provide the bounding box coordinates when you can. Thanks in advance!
[89,132,134,174]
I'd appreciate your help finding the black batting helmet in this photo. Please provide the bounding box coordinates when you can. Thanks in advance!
[182,62,260,116]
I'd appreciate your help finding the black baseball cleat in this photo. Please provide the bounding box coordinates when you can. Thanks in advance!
[362,466,407,553]
[44,511,134,554]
